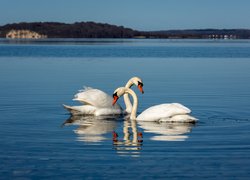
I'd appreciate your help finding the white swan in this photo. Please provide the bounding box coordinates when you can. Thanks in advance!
[63,77,144,116]
[112,87,197,122]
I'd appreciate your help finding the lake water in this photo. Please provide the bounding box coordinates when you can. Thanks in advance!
[0,38,250,179]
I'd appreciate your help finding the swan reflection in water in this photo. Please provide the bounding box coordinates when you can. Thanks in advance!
[62,114,195,150]
[137,121,195,141]
[112,119,195,157]
[62,115,119,143]
[112,119,143,157]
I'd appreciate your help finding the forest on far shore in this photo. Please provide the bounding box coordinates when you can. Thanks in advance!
[1,22,250,39]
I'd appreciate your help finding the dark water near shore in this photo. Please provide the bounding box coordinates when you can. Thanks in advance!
[0,38,250,179]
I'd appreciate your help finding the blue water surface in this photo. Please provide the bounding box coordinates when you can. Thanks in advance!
[0,38,250,179]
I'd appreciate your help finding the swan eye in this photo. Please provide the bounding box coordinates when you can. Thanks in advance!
[113,92,118,98]
[138,81,143,87]
[137,81,144,94]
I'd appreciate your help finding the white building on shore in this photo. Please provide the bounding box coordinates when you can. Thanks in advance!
[6,29,47,39]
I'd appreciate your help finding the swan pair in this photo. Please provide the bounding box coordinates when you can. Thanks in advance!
[63,77,144,116]
[63,76,197,122]
[112,87,197,123]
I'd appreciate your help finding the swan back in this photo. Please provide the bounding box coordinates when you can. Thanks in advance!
[74,87,122,109]
[136,103,191,121]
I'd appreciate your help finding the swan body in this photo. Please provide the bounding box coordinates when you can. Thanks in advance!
[63,104,122,116]
[136,103,196,122]
[113,87,197,122]
[63,77,143,116]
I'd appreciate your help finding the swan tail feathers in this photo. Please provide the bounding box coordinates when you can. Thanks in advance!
[63,104,82,115]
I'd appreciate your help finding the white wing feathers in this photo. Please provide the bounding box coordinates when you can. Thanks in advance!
[73,87,121,108]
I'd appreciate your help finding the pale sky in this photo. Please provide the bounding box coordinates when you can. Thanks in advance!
[0,0,249,30]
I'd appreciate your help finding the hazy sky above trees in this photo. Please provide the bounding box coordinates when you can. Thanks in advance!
[1,0,249,30]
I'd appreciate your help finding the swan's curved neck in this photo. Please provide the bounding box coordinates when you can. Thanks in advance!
[124,80,133,113]
[125,88,138,120]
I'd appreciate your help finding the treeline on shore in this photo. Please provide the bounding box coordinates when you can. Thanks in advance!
[0,21,250,39]
[0,22,140,38]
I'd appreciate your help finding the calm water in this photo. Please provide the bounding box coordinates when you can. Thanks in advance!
[0,38,250,179]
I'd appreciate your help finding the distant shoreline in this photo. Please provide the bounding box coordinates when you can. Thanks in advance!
[0,22,250,39]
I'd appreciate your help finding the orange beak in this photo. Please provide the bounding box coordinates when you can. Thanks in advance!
[112,95,119,106]
[138,84,144,94]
